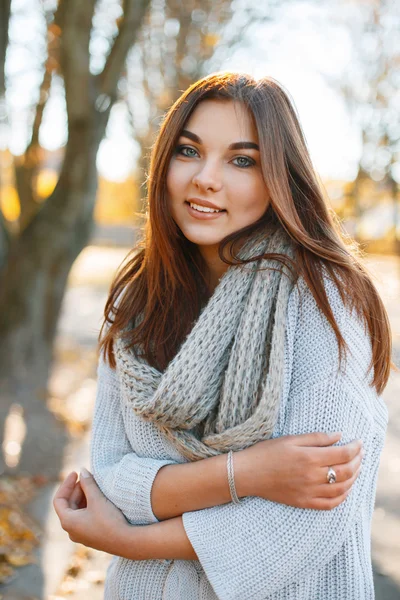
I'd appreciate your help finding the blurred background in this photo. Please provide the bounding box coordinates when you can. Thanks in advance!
[0,0,399,598]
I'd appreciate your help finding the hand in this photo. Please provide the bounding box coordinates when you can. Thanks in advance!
[53,469,129,553]
[236,432,364,510]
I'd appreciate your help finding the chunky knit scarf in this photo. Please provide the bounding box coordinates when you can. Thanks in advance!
[114,226,296,461]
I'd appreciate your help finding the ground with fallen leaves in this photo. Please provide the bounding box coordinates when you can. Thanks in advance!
[0,476,44,584]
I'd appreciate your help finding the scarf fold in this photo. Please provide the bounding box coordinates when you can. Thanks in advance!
[114,226,296,461]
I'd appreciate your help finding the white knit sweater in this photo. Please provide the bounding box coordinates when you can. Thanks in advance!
[90,276,388,600]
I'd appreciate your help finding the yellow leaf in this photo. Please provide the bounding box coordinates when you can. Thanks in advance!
[0,185,20,221]
[204,33,220,47]
[5,550,37,567]
[36,168,58,200]
[0,561,15,584]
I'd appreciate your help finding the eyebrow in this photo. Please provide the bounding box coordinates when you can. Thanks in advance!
[180,129,260,151]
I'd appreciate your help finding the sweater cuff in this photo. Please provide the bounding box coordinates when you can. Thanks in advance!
[100,455,176,525]
[182,502,247,599]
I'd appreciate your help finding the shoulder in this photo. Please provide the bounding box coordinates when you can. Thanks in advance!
[286,268,373,393]
[97,350,120,386]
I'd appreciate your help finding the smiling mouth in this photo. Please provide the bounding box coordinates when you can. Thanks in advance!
[185,201,226,214]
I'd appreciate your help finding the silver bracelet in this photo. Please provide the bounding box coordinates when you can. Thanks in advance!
[227,450,241,505]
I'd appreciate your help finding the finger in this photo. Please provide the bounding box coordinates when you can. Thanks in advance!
[318,448,364,484]
[53,472,78,517]
[317,463,362,498]
[293,432,342,447]
[78,489,88,510]
[75,480,88,509]
[70,482,84,510]
[311,489,350,511]
[77,468,99,503]
[315,440,363,467]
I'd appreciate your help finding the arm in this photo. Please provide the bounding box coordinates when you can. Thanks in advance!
[178,282,388,599]
[54,377,375,569]
[53,469,199,560]
[92,354,242,524]
[93,354,359,524]
[90,354,176,525]
[181,377,380,599]
[114,515,199,561]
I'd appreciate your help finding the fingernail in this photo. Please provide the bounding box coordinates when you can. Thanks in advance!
[80,467,91,478]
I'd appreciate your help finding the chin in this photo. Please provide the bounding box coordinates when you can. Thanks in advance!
[178,225,225,246]
[181,231,226,247]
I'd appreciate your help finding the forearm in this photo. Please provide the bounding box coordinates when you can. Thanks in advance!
[152,451,249,520]
[115,517,198,561]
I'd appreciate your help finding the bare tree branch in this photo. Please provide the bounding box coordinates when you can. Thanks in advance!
[28,6,63,154]
[99,0,151,101]
[0,0,11,97]
[29,0,151,241]
[15,4,63,230]
[0,207,10,274]
[131,0,243,200]
[0,0,12,268]
[59,0,97,123]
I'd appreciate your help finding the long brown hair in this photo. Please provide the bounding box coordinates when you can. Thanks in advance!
[99,71,393,394]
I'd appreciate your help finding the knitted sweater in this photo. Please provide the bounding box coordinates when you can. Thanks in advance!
[90,275,388,600]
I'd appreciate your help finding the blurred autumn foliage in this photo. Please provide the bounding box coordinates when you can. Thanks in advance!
[0,476,43,584]
[0,150,140,226]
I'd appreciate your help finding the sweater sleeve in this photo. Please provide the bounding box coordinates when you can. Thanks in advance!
[182,280,388,599]
[90,353,177,525]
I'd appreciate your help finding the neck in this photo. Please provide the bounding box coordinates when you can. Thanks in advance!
[198,244,229,295]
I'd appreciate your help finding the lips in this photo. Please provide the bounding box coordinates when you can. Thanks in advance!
[185,201,226,220]
[187,198,224,211]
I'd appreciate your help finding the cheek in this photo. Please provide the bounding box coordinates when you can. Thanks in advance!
[230,178,269,216]
[166,167,177,198]
[166,162,190,197]
[166,166,187,220]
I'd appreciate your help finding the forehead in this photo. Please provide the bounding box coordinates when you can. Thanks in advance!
[182,99,257,143]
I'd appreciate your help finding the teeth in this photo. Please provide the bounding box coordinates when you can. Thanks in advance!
[189,202,221,213]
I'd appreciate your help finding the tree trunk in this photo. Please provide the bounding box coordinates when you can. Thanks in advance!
[0,0,150,476]
[0,115,104,476]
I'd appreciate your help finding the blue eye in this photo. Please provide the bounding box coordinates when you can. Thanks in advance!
[176,145,198,158]
[232,156,255,168]
[174,145,255,168]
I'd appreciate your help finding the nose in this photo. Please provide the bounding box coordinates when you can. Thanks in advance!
[192,160,223,193]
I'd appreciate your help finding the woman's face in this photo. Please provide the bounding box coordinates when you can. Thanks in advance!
[166,99,270,255]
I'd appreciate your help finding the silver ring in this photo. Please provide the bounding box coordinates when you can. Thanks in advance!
[327,467,336,484]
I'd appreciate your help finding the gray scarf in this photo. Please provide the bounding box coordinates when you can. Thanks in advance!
[114,226,296,461]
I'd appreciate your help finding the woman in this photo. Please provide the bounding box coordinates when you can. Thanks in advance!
[54,72,392,599]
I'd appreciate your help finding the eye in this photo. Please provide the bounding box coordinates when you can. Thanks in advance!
[175,145,199,158]
[232,156,255,169]
[232,156,255,168]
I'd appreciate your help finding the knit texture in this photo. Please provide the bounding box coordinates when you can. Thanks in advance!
[113,226,295,460]
[91,274,388,600]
